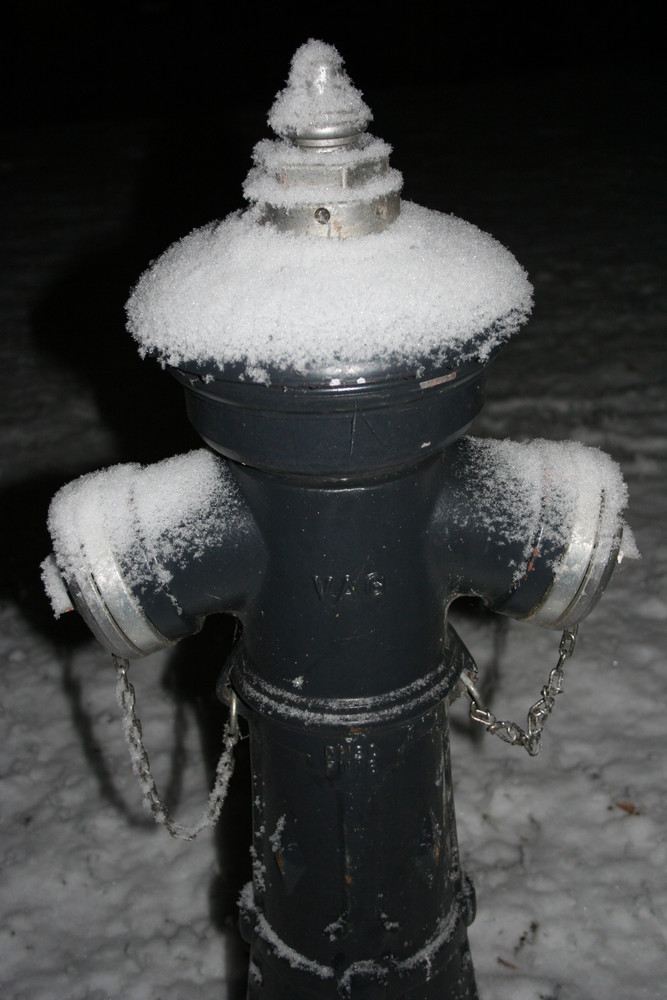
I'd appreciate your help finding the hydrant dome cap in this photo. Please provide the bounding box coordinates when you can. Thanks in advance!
[126,201,533,386]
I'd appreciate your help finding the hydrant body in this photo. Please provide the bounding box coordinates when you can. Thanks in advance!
[223,452,477,997]
[42,41,634,1000]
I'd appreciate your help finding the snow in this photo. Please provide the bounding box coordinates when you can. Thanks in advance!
[115,660,240,842]
[239,881,460,993]
[238,882,335,980]
[40,553,73,618]
[2,52,665,1000]
[126,38,532,382]
[455,436,636,587]
[242,137,404,209]
[267,39,372,140]
[45,450,241,599]
[126,202,533,378]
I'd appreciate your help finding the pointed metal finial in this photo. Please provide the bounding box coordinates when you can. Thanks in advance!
[244,40,401,237]
[268,39,372,148]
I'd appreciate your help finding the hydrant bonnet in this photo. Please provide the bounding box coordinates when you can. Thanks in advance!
[123,42,534,477]
[125,40,533,477]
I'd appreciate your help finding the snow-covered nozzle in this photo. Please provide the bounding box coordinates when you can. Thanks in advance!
[42,451,256,659]
[268,39,372,147]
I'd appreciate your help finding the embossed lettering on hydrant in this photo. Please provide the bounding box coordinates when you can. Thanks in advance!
[313,571,386,601]
[325,741,378,775]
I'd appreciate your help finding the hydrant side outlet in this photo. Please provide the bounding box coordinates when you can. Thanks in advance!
[43,450,266,657]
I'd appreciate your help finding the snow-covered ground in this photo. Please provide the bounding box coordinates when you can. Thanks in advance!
[2,55,665,1000]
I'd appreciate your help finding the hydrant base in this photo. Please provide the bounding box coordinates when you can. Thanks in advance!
[232,659,478,999]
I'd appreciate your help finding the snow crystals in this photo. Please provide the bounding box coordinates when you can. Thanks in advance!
[267,39,372,141]
[125,39,533,382]
[126,203,533,380]
[46,450,242,600]
[458,437,638,584]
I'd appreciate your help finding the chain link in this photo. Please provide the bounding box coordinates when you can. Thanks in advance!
[113,622,576,834]
[113,655,240,840]
[459,626,578,756]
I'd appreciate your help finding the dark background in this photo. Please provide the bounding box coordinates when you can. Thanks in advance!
[4,3,660,272]
[4,2,658,123]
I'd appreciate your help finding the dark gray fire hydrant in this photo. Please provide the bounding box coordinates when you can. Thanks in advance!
[42,41,632,999]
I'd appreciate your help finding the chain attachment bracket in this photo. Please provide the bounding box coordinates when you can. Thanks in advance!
[459,626,578,756]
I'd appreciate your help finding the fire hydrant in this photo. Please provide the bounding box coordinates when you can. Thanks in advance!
[42,41,633,999]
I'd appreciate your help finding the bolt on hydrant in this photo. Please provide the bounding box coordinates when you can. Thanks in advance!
[42,41,636,999]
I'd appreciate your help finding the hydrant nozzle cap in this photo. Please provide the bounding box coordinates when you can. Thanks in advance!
[268,39,372,147]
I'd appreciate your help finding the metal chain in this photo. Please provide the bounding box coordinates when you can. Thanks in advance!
[459,626,578,757]
[113,655,240,840]
[112,621,576,833]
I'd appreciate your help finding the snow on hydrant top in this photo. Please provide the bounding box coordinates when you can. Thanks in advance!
[268,39,372,143]
[125,40,534,385]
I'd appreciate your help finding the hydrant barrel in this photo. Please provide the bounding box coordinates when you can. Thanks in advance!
[217,458,480,996]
